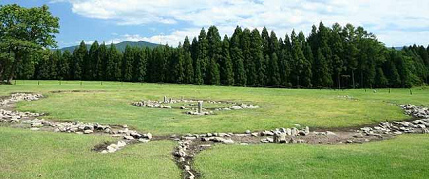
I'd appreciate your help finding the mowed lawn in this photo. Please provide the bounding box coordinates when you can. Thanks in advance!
[194,134,429,179]
[0,127,180,179]
[1,80,429,134]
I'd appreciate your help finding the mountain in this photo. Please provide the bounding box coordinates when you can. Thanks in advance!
[58,41,160,52]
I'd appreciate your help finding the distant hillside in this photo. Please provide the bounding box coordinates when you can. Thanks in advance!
[58,41,160,52]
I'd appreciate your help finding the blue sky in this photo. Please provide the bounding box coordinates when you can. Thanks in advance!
[2,0,429,48]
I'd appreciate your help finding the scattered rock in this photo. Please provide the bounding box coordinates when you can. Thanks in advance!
[83,130,93,134]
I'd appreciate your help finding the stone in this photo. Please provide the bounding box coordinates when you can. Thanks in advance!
[31,122,43,127]
[30,127,40,131]
[101,150,108,154]
[75,132,84,135]
[83,130,93,134]
[353,133,364,138]
[146,133,153,139]
[251,132,258,137]
[124,136,134,140]
[286,128,292,135]
[184,165,191,171]
[393,131,403,135]
[222,139,234,144]
[274,133,287,143]
[138,139,150,143]
[346,140,353,143]
[230,106,242,110]
[117,140,127,147]
[107,146,116,153]
[261,130,274,136]
[182,136,197,140]
[197,101,203,114]
[291,128,298,136]
[326,131,336,136]
[245,130,251,134]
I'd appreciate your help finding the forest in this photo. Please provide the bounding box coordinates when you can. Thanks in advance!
[3,23,429,88]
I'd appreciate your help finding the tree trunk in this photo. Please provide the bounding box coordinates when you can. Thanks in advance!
[297,76,300,89]
[352,70,355,89]
[7,52,20,84]
[337,73,341,89]
[360,71,363,89]
[0,65,3,82]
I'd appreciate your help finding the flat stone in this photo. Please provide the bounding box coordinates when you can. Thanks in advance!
[117,141,127,147]
[138,138,150,143]
[83,130,93,134]
[326,131,336,136]
[146,133,153,139]
[222,139,234,144]
[124,136,134,140]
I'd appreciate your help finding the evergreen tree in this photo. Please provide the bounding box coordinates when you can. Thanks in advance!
[206,26,222,85]
[375,67,388,87]
[196,28,209,84]
[343,24,358,88]
[330,23,344,88]
[105,43,120,81]
[207,56,220,85]
[261,27,270,57]
[49,50,60,79]
[242,28,256,86]
[220,35,234,85]
[86,41,101,80]
[385,50,401,87]
[71,41,87,80]
[58,50,71,80]
[268,53,280,86]
[191,37,201,84]
[122,45,134,81]
[250,29,265,86]
[302,44,313,87]
[97,42,107,80]
[230,26,246,86]
[87,41,99,80]
[132,47,147,82]
[183,36,191,52]
[314,48,332,87]
[183,50,194,84]
[171,46,185,83]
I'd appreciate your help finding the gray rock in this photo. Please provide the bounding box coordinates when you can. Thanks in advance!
[326,131,336,136]
[222,139,234,144]
[261,130,274,136]
[146,133,153,139]
[83,130,93,134]
[138,138,150,143]
[124,136,134,140]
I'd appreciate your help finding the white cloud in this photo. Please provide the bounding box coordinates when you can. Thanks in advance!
[58,0,429,46]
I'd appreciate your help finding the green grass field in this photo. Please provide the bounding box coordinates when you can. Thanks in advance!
[1,80,429,179]
[2,80,429,135]
[195,135,429,179]
[0,127,180,179]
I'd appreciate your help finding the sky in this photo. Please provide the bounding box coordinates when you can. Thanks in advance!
[2,0,429,48]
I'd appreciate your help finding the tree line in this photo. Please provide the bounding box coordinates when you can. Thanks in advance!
[5,23,429,88]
